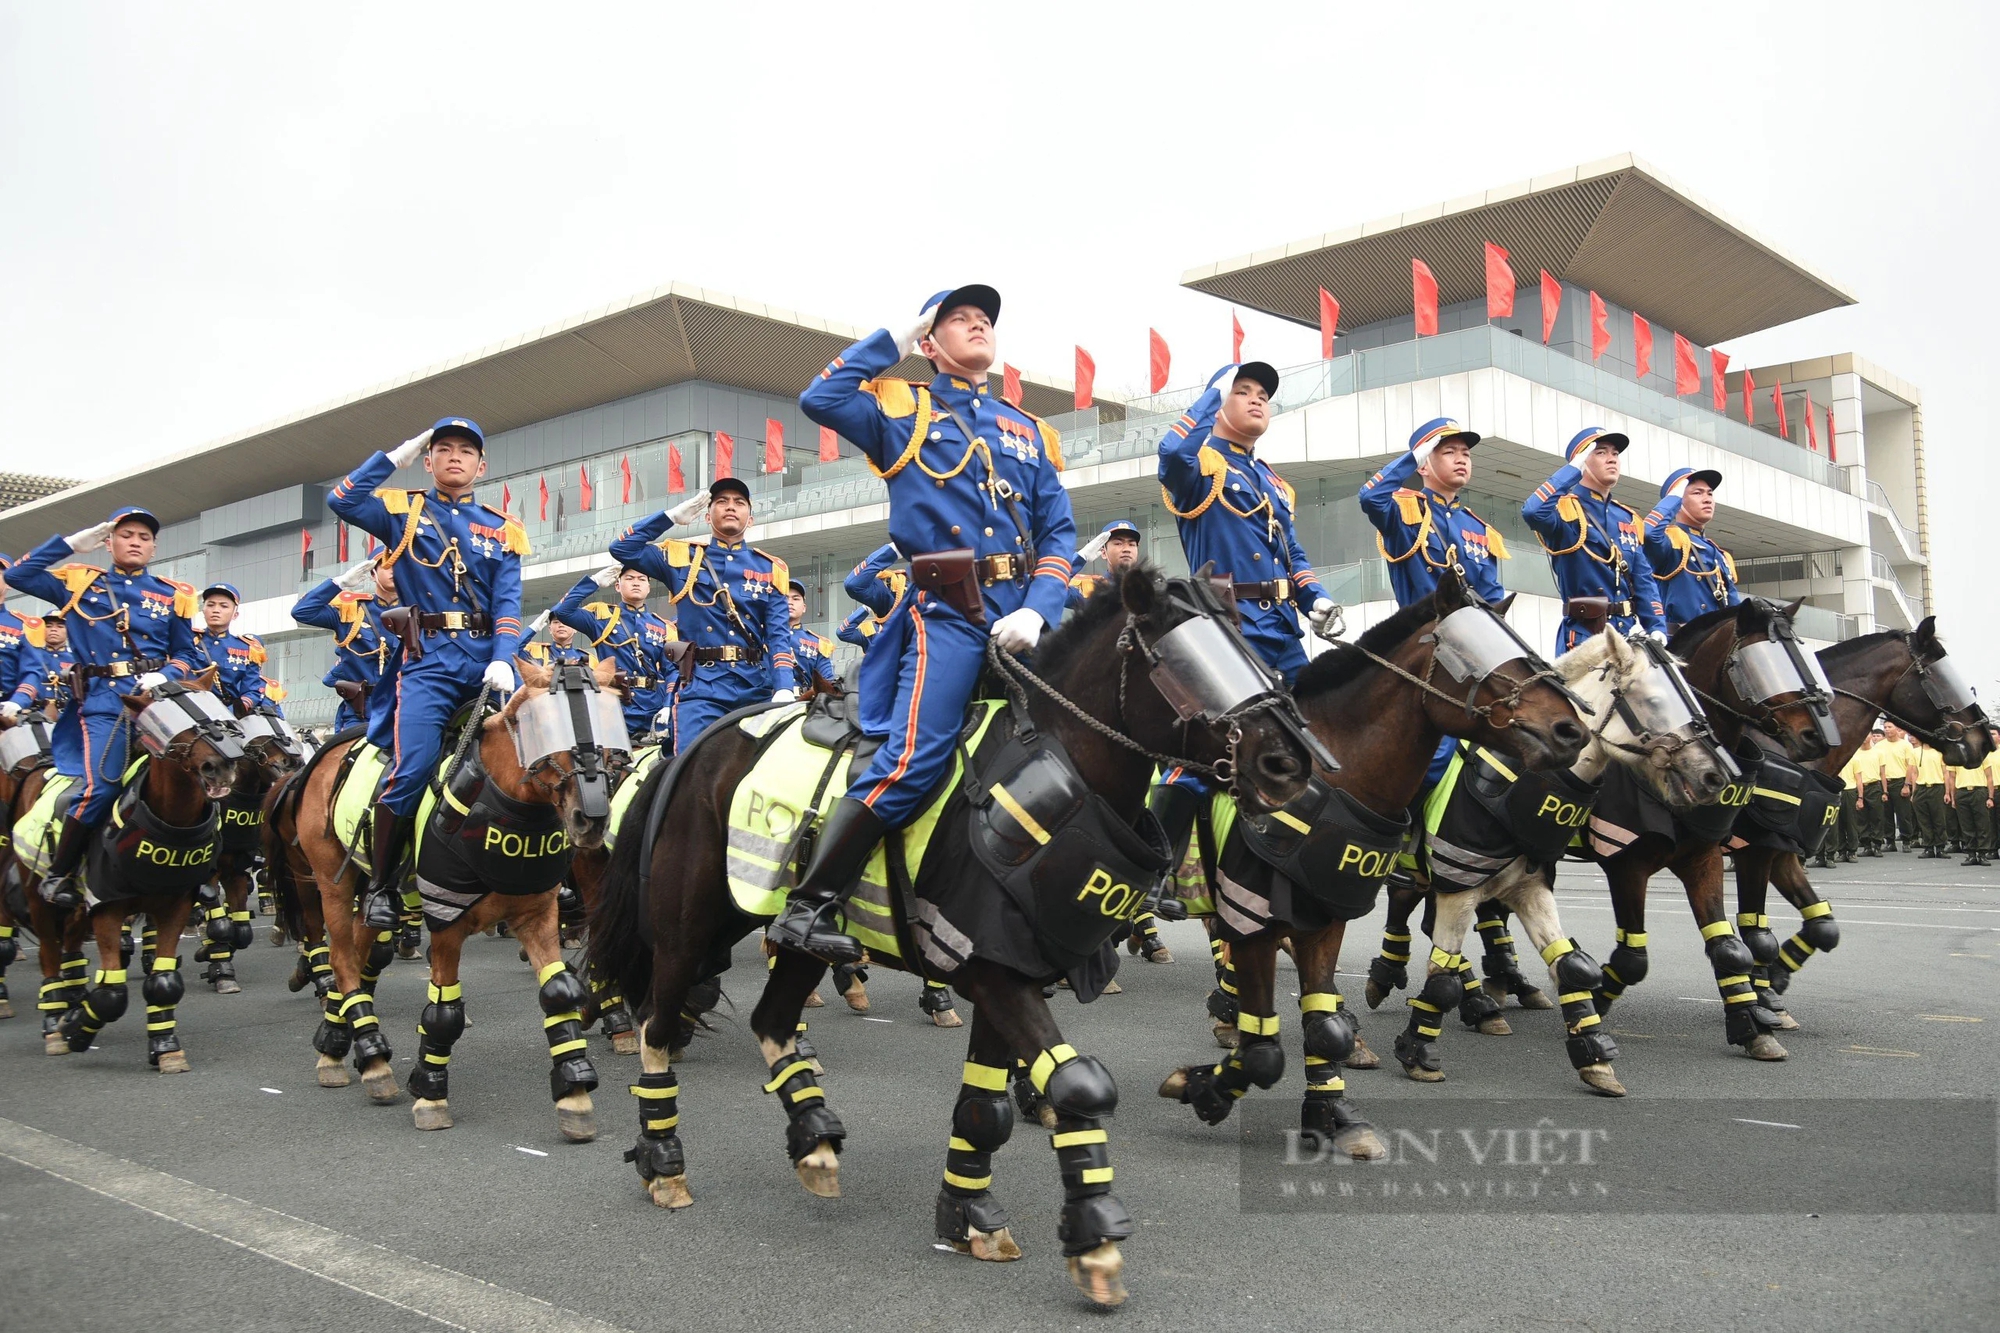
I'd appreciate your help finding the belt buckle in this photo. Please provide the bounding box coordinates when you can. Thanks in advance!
[1274,578,1290,602]
[108,661,133,678]
[982,554,1017,585]
[440,612,468,630]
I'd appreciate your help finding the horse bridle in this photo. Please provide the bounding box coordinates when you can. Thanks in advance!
[1832,637,1987,750]
[504,663,629,818]
[1690,605,1839,748]
[134,681,247,766]
[1587,635,1734,774]
[1353,604,1587,732]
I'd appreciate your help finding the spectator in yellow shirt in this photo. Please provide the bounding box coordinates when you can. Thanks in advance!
[1852,730,1888,856]
[1949,742,1998,867]
[1912,743,1950,857]
[1881,723,1920,851]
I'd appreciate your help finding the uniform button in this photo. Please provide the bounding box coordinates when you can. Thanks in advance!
[983,527,993,537]
[1252,552,1262,561]
[931,432,942,441]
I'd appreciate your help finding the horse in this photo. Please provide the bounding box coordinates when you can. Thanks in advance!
[1154,577,1590,1152]
[588,567,1319,1307]
[1393,628,1735,1094]
[266,656,625,1139]
[0,710,65,1022]
[1729,617,1991,1023]
[192,704,305,993]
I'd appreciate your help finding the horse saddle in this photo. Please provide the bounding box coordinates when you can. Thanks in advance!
[798,663,884,773]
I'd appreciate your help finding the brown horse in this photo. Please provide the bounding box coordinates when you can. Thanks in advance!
[1158,578,1591,1149]
[193,707,305,993]
[0,710,63,1022]
[266,657,624,1138]
[1730,617,1991,1021]
[588,568,1317,1307]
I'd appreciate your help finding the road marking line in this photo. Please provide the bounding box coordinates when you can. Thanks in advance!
[1547,901,2000,931]
[1733,1118,1802,1130]
[860,1017,893,1024]
[511,1146,549,1157]
[1840,1045,1922,1058]
[260,1088,284,1095]
[0,1118,632,1333]
[1916,1014,1983,1023]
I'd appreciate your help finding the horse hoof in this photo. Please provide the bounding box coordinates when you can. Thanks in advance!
[1331,1125,1388,1160]
[1146,946,1175,964]
[1066,1242,1127,1308]
[930,1008,963,1028]
[44,1032,69,1056]
[156,1050,191,1074]
[795,1144,840,1198]
[1101,979,1122,995]
[842,985,870,1015]
[1364,979,1389,1009]
[269,930,288,947]
[647,1174,694,1209]
[1212,1021,1238,1049]
[396,942,418,961]
[1403,1064,1445,1083]
[412,1098,453,1131]
[0,998,12,1020]
[1157,1069,1189,1099]
[557,1093,596,1142]
[1476,1015,1512,1036]
[963,1226,1022,1262]
[803,990,824,1008]
[361,1064,401,1104]
[212,977,241,996]
[1772,1011,1801,1032]
[668,1047,688,1064]
[1579,1063,1627,1097]
[315,1056,351,1088]
[1742,1034,1789,1061]
[1513,987,1554,1010]
[611,1031,641,1056]
[1343,1037,1380,1071]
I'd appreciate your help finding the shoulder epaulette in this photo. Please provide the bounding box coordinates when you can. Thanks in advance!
[1666,525,1693,552]
[262,677,287,702]
[21,615,44,649]
[376,487,412,515]
[1555,494,1584,523]
[500,514,531,556]
[171,581,198,618]
[1723,551,1737,580]
[1609,499,1639,522]
[1393,490,1425,525]
[56,564,100,593]
[760,551,789,588]
[662,620,679,641]
[582,601,623,647]
[816,634,833,654]
[243,634,267,665]
[1266,469,1296,507]
[658,538,692,568]
[861,377,919,419]
[334,591,368,624]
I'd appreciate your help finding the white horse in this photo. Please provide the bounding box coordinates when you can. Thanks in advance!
[1405,630,1734,1097]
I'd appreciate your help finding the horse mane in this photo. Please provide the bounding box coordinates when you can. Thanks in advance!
[1667,601,1754,654]
[1553,630,1618,683]
[1028,564,1148,686]
[1294,594,1439,701]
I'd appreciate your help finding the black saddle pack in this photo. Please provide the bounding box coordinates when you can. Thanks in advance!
[85,758,220,901]
[1232,776,1412,918]
[1429,746,1598,893]
[417,749,573,899]
[218,787,266,855]
[1736,739,1843,856]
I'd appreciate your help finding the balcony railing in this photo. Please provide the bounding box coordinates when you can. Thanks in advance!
[1865,479,1923,556]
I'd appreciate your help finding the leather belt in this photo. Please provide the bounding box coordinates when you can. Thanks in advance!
[82,657,165,680]
[415,612,491,633]
[692,646,762,666]
[618,674,657,690]
[975,553,1024,585]
[1231,578,1292,604]
[1566,597,1632,619]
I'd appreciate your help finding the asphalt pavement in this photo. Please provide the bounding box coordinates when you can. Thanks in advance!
[1,851,1995,1332]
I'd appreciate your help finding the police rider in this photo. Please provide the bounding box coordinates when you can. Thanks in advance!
[1520,426,1667,653]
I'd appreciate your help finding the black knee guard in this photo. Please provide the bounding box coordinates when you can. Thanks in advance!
[1702,921,1770,1042]
[409,981,466,1101]
[1796,902,1840,952]
[141,963,185,1009]
[203,906,232,946]
[1032,1043,1130,1256]
[230,911,254,952]
[360,929,396,987]
[63,970,130,1050]
[623,1070,685,1181]
[536,962,597,1100]
[1736,912,1780,964]
[939,1062,1016,1240]
[765,1047,845,1163]
[1037,1047,1118,1121]
[1540,937,1617,1067]
[1300,994,1356,1065]
[143,958,185,1060]
[1599,929,1649,1009]
[1395,951,1464,1073]
[1546,938,1604,995]
[951,1088,1015,1154]
[1703,922,1755,974]
[0,925,17,969]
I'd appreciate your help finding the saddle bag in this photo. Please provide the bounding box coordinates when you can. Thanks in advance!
[1235,777,1411,919]
[217,788,266,854]
[1464,748,1600,867]
[1739,747,1843,856]
[86,772,220,900]
[420,760,573,898]
[966,732,1171,974]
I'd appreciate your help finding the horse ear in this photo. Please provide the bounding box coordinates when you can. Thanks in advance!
[1782,598,1804,620]
[515,655,551,691]
[121,689,149,715]
[1913,615,1938,649]
[1494,593,1517,618]
[1121,564,1158,617]
[194,665,220,692]
[593,656,618,689]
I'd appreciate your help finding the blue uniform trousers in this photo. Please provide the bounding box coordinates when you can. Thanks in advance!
[381,650,483,816]
[334,701,364,732]
[57,702,133,825]
[673,679,771,755]
[846,595,987,828]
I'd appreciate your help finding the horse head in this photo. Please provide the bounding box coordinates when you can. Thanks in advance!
[1559,630,1732,808]
[120,665,246,803]
[232,701,306,783]
[1869,616,1993,769]
[495,655,630,850]
[1414,573,1588,771]
[1674,598,1837,764]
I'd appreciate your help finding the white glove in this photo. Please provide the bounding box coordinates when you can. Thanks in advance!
[482,660,516,694]
[1647,629,1670,645]
[589,562,622,588]
[64,520,114,553]
[0,702,20,722]
[771,688,798,704]
[1206,364,1240,402]
[528,609,552,636]
[1307,598,1341,636]
[1411,433,1440,470]
[334,558,377,594]
[1075,531,1111,565]
[136,671,170,691]
[1665,473,1691,499]
[387,429,433,468]
[899,305,941,357]
[653,705,674,732]
[990,607,1044,654]
[666,495,709,528]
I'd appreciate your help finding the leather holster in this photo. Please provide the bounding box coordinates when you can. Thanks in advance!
[659,640,696,688]
[911,549,986,626]
[378,607,417,661]
[1565,596,1611,636]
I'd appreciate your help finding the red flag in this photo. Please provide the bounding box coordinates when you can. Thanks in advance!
[1318,288,1340,359]
[619,456,633,504]
[764,418,784,474]
[367,533,378,556]
[1074,346,1095,410]
[1773,382,1789,440]
[1672,333,1700,396]
[714,431,734,479]
[501,482,512,515]
[1805,391,1819,452]
[1589,291,1609,359]
[1540,271,1561,343]
[818,425,839,463]
[667,444,685,494]
[1148,329,1171,394]
[1230,311,1244,362]
[300,528,312,577]
[537,475,549,521]
[1709,350,1730,412]
[1002,363,1022,407]
[1412,259,1439,336]
[1827,404,1838,462]
[1484,242,1515,319]
[1632,314,1653,379]
[1742,368,1756,424]
[578,465,594,512]
[337,521,348,562]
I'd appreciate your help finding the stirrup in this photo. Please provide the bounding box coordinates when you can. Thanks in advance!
[766,899,863,965]
[40,874,81,911]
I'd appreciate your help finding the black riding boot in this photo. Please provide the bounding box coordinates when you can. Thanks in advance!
[38,814,91,912]
[361,809,411,931]
[765,798,885,965]
[1146,784,1204,918]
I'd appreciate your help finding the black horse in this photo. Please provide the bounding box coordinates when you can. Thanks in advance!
[589,566,1318,1307]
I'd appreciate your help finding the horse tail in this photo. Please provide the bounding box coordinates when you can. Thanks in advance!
[587,755,674,1023]
[261,767,311,942]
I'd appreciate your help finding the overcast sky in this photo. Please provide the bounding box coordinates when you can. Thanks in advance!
[3,2,1995,680]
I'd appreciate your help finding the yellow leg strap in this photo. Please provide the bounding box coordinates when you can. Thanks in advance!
[961,1061,1009,1091]
[1539,938,1575,965]
[1699,920,1733,942]
[1801,901,1833,920]
[1300,992,1340,1013]
[1237,1012,1280,1037]
[536,960,566,985]
[1614,929,1647,947]
[1030,1044,1079,1093]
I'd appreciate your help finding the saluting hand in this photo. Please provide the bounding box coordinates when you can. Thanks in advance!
[666,494,709,528]
[63,520,115,554]
[589,562,623,588]
[388,429,433,468]
[1075,531,1112,565]
[899,305,941,358]
[335,559,377,594]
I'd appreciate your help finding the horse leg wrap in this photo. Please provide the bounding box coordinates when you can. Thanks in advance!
[143,957,185,1063]
[1455,953,1502,1028]
[312,988,352,1057]
[1540,938,1617,1067]
[359,930,396,1000]
[408,982,465,1102]
[537,961,598,1101]
[338,989,391,1065]
[118,926,135,969]
[139,926,157,975]
[229,910,254,952]
[596,985,633,1039]
[937,1062,1016,1243]
[1192,1011,1286,1123]
[1010,1060,1049,1126]
[918,980,957,1016]
[1394,950,1463,1074]
[1369,930,1412,997]
[1301,993,1356,1065]
[1737,913,1779,965]
[1474,906,1532,993]
[304,944,333,997]
[203,901,232,946]
[43,953,89,1034]
[622,1070,685,1181]
[1701,921,1772,1044]
[764,1048,844,1163]
[0,924,16,970]
[1205,940,1239,1027]
[1595,929,1648,1014]
[61,969,129,1051]
[1779,901,1840,984]
[1025,1046,1131,1257]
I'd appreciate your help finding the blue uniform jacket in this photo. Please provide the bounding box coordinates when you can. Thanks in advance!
[802,330,1076,629]
[522,640,595,669]
[1643,496,1741,629]
[0,607,41,700]
[842,543,906,619]
[326,454,527,664]
[1159,378,1323,652]
[793,630,837,692]
[188,628,274,712]
[293,580,400,697]
[1358,451,1509,607]
[551,580,678,720]
[8,641,75,712]
[607,521,795,699]
[836,607,878,649]
[1520,465,1666,632]
[7,537,198,707]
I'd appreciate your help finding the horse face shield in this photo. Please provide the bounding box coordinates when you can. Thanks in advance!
[135,686,246,762]
[511,666,629,820]
[1730,619,1839,750]
[236,708,304,767]
[1429,606,1590,716]
[1619,637,1738,779]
